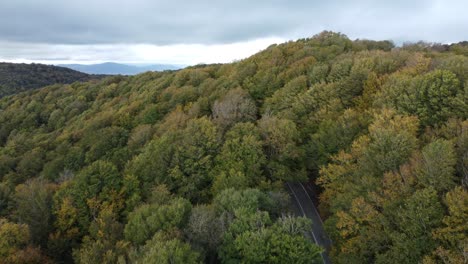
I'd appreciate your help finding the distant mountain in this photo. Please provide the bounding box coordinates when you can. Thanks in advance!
[59,62,184,75]
[0,62,105,98]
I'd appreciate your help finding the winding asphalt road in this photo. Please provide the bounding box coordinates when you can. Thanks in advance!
[286,182,332,264]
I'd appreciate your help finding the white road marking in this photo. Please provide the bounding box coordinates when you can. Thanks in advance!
[286,182,326,264]
[299,183,325,226]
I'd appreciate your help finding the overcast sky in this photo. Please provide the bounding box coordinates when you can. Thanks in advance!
[1,0,467,65]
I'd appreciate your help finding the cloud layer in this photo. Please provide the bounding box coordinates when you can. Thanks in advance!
[1,0,467,64]
[0,37,285,65]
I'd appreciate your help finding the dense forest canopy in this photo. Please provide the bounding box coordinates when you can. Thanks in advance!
[0,63,106,98]
[0,31,467,263]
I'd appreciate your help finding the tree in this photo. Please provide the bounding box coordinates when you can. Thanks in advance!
[168,117,220,202]
[15,147,45,181]
[72,161,123,230]
[1,31,468,264]
[379,70,467,127]
[124,197,191,245]
[318,110,419,215]
[211,123,266,194]
[124,135,177,199]
[417,139,457,193]
[258,115,306,182]
[185,205,225,260]
[232,226,322,264]
[360,109,419,176]
[0,218,29,259]
[0,182,13,216]
[377,187,444,264]
[82,126,129,165]
[431,187,468,263]
[126,117,219,202]
[213,188,271,216]
[263,76,308,115]
[14,178,56,246]
[48,197,80,262]
[0,218,51,264]
[131,232,201,264]
[220,214,322,264]
[212,87,257,130]
[127,124,153,151]
[73,206,129,264]
[307,109,369,171]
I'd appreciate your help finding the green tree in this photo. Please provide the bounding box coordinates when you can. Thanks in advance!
[232,226,322,264]
[14,178,56,246]
[258,116,306,182]
[168,117,220,202]
[263,76,308,115]
[124,197,191,245]
[377,187,444,264]
[360,109,419,176]
[417,139,457,193]
[380,70,467,126]
[0,218,51,264]
[73,206,129,264]
[126,117,219,202]
[213,188,271,216]
[431,187,468,263]
[131,232,201,264]
[125,135,176,198]
[212,123,266,194]
[57,160,123,235]
[220,213,322,264]
[0,218,29,259]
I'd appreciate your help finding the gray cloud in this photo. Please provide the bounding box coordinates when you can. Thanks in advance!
[1,0,467,45]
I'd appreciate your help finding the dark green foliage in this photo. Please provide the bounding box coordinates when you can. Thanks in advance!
[0,62,105,98]
[13,179,55,246]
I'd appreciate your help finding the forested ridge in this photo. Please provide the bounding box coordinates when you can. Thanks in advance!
[0,62,106,98]
[0,31,466,264]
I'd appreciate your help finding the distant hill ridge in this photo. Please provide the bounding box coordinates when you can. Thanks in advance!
[59,62,184,75]
[0,62,106,98]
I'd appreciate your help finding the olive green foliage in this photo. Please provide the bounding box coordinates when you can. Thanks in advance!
[13,178,56,246]
[0,31,467,263]
[124,196,192,245]
[72,206,129,264]
[0,218,51,263]
[211,122,266,194]
[379,69,467,126]
[131,232,201,264]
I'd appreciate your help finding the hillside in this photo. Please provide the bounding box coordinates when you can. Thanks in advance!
[0,32,467,264]
[0,62,106,98]
[59,62,184,75]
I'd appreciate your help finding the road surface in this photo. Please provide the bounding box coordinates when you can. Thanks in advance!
[286,182,332,264]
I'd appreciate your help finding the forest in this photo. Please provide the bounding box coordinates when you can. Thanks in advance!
[0,63,104,98]
[0,31,466,263]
